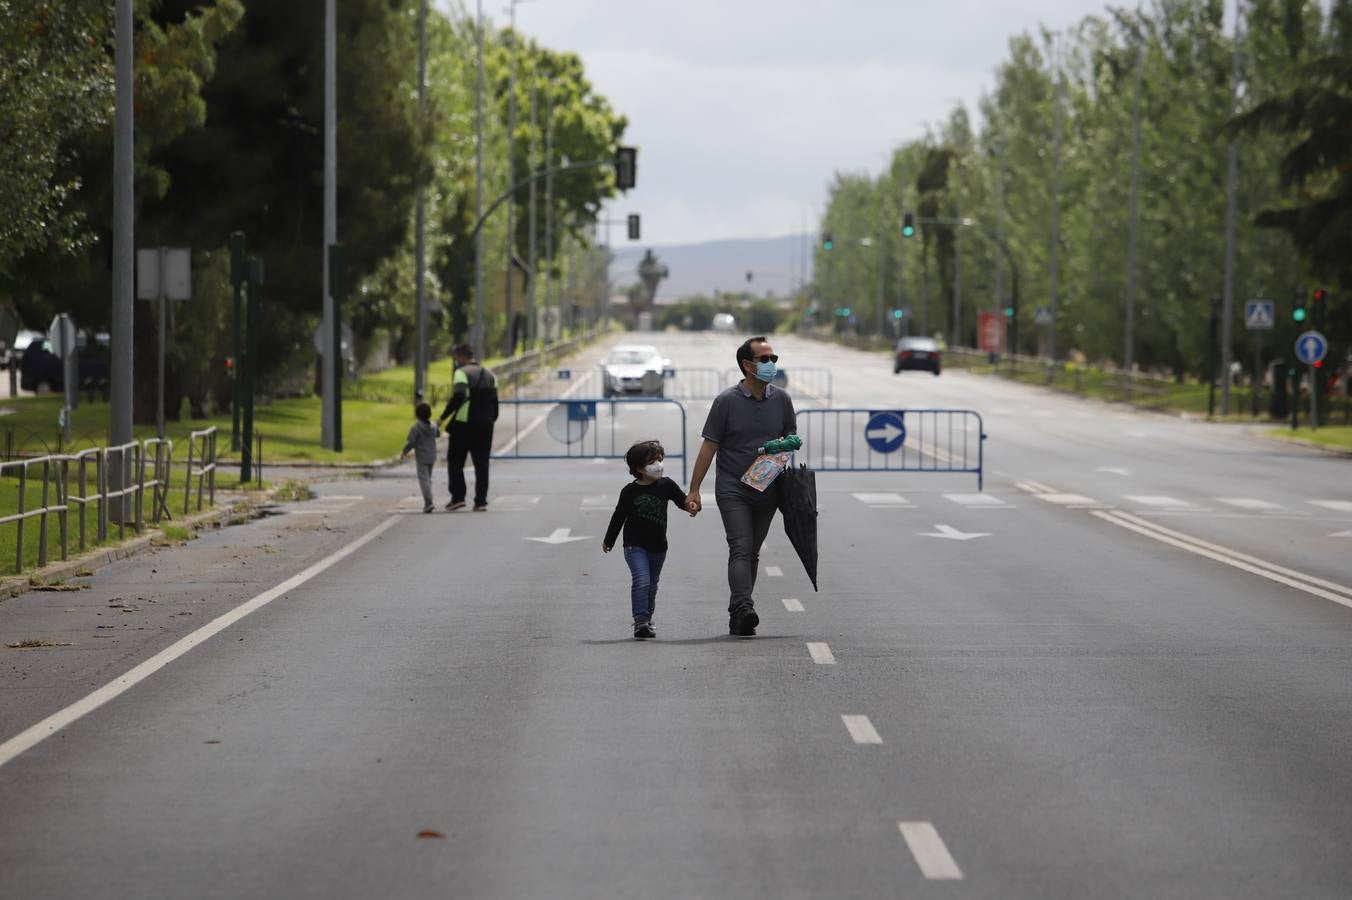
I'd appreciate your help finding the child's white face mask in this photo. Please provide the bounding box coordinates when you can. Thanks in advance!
[642,462,664,479]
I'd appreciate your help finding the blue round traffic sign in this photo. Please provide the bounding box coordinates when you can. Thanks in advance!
[865,411,907,454]
[1294,330,1327,365]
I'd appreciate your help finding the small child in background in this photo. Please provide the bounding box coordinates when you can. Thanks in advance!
[401,402,440,513]
[603,440,695,639]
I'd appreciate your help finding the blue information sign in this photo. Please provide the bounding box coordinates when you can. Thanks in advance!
[567,400,596,422]
[1294,331,1327,365]
[864,411,907,454]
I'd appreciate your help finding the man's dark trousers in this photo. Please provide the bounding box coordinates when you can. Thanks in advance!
[448,421,493,506]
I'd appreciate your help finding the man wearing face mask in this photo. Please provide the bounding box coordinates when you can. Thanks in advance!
[686,336,798,637]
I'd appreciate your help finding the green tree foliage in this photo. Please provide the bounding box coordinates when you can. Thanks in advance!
[0,1,114,275]
[816,0,1337,380]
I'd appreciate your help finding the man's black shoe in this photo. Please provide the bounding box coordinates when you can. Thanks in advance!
[729,608,759,637]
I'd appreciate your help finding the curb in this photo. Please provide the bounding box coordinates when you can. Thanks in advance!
[0,500,258,603]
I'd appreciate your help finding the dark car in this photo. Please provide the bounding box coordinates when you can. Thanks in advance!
[20,337,110,398]
[894,337,941,375]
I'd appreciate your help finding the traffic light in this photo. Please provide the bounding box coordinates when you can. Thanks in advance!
[1293,295,1307,323]
[627,213,640,241]
[835,307,851,317]
[1003,306,1015,318]
[1311,288,1326,326]
[746,271,753,283]
[901,212,915,238]
[892,308,904,320]
[225,356,234,377]
[614,147,637,190]
[822,232,834,252]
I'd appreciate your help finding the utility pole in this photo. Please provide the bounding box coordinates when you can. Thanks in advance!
[502,1,519,357]
[875,199,886,336]
[110,0,134,520]
[1220,0,1244,415]
[472,0,486,358]
[1124,5,1145,384]
[321,0,337,449]
[544,90,553,332]
[995,139,1007,352]
[896,186,905,338]
[1048,31,1065,360]
[526,82,538,348]
[414,0,427,397]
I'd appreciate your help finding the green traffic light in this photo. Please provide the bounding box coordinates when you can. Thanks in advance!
[823,241,833,251]
[892,309,904,319]
[1293,308,1307,322]
[1003,307,1015,318]
[901,226,915,238]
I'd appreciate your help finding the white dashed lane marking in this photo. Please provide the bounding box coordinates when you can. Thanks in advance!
[806,642,836,664]
[852,492,914,508]
[943,493,1009,508]
[1309,500,1352,513]
[781,598,805,612]
[898,822,963,880]
[841,715,882,744]
[1216,497,1283,511]
[1123,495,1197,509]
[765,566,783,577]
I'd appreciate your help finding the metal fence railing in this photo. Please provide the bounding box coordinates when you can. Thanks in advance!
[143,438,174,523]
[184,427,218,514]
[492,397,690,482]
[0,456,71,572]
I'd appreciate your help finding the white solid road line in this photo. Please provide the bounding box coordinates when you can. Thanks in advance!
[1216,497,1284,511]
[781,598,805,612]
[1093,510,1352,610]
[0,515,405,770]
[841,714,883,744]
[1124,495,1197,509]
[765,565,783,577]
[1309,500,1352,513]
[898,822,964,880]
[806,642,836,664]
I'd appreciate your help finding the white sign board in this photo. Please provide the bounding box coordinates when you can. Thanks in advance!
[136,247,192,301]
[1034,306,1054,326]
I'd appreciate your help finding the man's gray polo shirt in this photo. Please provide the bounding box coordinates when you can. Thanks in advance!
[701,381,797,502]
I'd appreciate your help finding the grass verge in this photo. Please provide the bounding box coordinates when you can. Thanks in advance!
[1263,426,1352,452]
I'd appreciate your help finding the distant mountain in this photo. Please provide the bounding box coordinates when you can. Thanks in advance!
[608,235,813,302]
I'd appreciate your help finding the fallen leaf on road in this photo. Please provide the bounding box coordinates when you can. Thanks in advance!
[416,830,446,840]
[30,584,89,592]
[7,639,75,648]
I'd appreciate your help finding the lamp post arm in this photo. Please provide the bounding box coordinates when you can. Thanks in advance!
[467,158,612,248]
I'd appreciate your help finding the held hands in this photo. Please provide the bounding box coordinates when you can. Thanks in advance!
[684,491,701,516]
[602,543,612,553]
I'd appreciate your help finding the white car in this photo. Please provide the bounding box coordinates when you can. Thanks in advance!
[602,344,669,398]
[712,313,737,333]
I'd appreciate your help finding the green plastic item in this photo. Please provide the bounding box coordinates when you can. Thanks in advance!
[760,435,803,454]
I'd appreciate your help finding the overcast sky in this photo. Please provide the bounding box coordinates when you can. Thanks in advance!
[477,0,1126,246]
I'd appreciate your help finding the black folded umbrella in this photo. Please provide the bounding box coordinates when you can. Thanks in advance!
[776,464,818,591]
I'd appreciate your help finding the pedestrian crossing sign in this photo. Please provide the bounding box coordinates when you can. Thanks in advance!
[1245,300,1274,330]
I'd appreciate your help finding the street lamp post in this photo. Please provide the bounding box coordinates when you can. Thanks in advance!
[110,0,134,520]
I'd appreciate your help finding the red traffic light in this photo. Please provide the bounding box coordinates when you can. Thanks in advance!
[225,356,235,373]
[1312,288,1326,302]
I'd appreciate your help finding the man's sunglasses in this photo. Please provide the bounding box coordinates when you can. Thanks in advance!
[751,354,779,364]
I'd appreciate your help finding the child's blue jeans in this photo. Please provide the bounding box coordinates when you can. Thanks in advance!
[622,547,666,621]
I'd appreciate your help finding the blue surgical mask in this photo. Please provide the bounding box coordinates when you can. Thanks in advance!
[754,360,777,383]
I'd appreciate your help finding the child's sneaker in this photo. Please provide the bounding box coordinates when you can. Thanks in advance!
[423,505,435,514]
[633,618,655,640]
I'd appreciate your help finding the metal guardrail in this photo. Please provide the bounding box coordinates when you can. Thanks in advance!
[143,438,174,523]
[796,408,987,489]
[722,367,833,405]
[184,427,218,514]
[944,347,1173,406]
[0,456,70,571]
[492,397,690,482]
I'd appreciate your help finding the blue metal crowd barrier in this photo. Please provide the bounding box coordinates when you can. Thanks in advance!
[794,408,987,489]
[492,397,690,482]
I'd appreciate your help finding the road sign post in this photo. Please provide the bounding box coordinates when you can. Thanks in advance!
[137,247,191,440]
[49,314,78,443]
[229,233,246,451]
[241,256,263,483]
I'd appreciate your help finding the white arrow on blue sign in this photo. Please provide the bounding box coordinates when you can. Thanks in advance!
[865,411,907,454]
[1294,331,1327,365]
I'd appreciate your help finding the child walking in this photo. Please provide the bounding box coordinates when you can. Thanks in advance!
[603,440,695,639]
[401,402,440,513]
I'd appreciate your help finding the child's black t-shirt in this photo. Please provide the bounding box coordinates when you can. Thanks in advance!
[603,477,688,552]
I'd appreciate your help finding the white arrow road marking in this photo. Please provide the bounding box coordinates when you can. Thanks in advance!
[866,422,904,444]
[526,528,591,545]
[1096,467,1131,476]
[899,822,963,880]
[920,525,990,541]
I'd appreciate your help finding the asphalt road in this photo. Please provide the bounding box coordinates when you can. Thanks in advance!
[1,332,1350,899]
